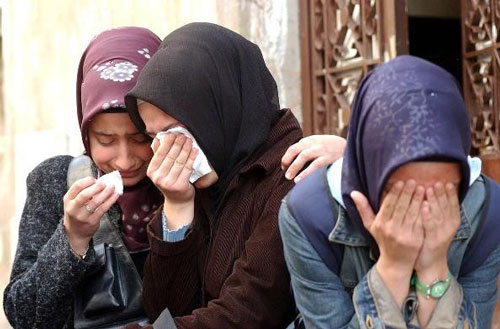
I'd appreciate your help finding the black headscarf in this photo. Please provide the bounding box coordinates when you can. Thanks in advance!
[342,55,471,242]
[125,23,281,199]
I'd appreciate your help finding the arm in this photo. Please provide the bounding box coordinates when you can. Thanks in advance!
[280,199,414,329]
[3,156,96,328]
[172,180,295,329]
[458,242,500,329]
[412,182,462,327]
[278,200,355,329]
[142,209,205,319]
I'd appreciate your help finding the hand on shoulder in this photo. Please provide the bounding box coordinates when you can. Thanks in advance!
[281,135,346,183]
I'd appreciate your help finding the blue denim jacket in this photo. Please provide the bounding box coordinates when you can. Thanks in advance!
[279,175,500,328]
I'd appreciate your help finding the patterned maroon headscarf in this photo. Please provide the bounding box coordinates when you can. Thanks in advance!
[76,27,163,251]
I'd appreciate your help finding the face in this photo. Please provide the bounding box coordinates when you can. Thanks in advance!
[88,112,152,187]
[383,161,461,201]
[138,102,219,188]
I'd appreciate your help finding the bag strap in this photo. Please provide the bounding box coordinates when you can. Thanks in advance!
[460,175,500,275]
[287,167,343,274]
[67,155,95,189]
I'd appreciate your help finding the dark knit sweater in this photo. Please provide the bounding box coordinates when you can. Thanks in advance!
[143,109,302,328]
[4,156,103,328]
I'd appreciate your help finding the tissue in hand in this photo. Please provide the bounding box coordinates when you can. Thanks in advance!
[155,127,212,183]
[97,170,124,195]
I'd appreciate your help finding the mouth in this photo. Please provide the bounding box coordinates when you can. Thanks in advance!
[119,170,141,178]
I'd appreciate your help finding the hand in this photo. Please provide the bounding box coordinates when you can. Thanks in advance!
[148,133,197,229]
[415,182,460,279]
[351,181,425,307]
[281,135,346,183]
[63,177,119,254]
[352,180,425,270]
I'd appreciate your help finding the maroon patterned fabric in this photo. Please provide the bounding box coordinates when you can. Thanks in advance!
[76,27,163,250]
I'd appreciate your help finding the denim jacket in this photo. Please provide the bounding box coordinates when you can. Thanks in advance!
[279,174,500,329]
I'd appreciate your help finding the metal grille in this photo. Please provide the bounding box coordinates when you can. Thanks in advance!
[462,0,500,154]
[301,0,385,136]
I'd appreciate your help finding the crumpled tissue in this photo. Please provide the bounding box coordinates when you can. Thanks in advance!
[97,170,124,195]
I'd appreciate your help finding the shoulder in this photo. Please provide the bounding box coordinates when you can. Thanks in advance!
[26,155,74,191]
[286,167,332,220]
[285,167,338,245]
[283,167,343,274]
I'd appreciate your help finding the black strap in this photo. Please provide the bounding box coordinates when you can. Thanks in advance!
[287,167,343,274]
[460,175,500,275]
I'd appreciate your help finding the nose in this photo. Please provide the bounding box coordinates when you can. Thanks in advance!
[114,143,135,171]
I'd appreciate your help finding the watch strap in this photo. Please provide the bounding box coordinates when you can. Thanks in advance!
[412,271,452,299]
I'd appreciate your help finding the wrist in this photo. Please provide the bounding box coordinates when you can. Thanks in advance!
[415,259,448,283]
[163,200,194,230]
[377,255,414,281]
[376,257,414,287]
[412,269,452,300]
[64,229,91,259]
[64,223,92,253]
[375,258,413,308]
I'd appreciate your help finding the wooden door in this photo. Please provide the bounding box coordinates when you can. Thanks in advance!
[299,0,408,136]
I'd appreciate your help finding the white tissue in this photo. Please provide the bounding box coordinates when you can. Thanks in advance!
[154,127,212,183]
[97,170,124,195]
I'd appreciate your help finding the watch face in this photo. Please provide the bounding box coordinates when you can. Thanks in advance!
[430,281,447,298]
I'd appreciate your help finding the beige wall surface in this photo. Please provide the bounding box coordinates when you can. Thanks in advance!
[0,1,300,327]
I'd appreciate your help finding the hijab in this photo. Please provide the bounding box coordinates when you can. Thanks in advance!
[125,23,281,203]
[341,55,471,243]
[77,26,163,251]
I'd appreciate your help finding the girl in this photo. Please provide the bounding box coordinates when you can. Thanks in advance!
[4,27,162,328]
[279,56,500,328]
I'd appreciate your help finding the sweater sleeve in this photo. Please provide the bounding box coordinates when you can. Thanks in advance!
[172,178,295,329]
[142,208,206,320]
[3,156,96,329]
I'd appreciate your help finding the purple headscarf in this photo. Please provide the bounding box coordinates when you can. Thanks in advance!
[341,55,471,243]
[76,27,163,251]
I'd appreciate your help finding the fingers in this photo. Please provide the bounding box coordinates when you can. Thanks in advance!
[446,182,460,216]
[147,134,194,184]
[378,181,404,222]
[148,133,177,173]
[433,182,449,218]
[72,181,107,206]
[351,190,376,230]
[391,180,416,226]
[425,185,442,225]
[284,145,324,180]
[281,142,304,171]
[177,148,198,183]
[64,182,119,238]
[421,200,434,231]
[157,134,187,175]
[164,138,193,180]
[293,157,329,183]
[92,188,120,217]
[413,212,424,237]
[282,135,346,182]
[284,146,321,180]
[85,185,117,214]
[404,185,424,227]
[65,177,97,201]
[151,138,160,152]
